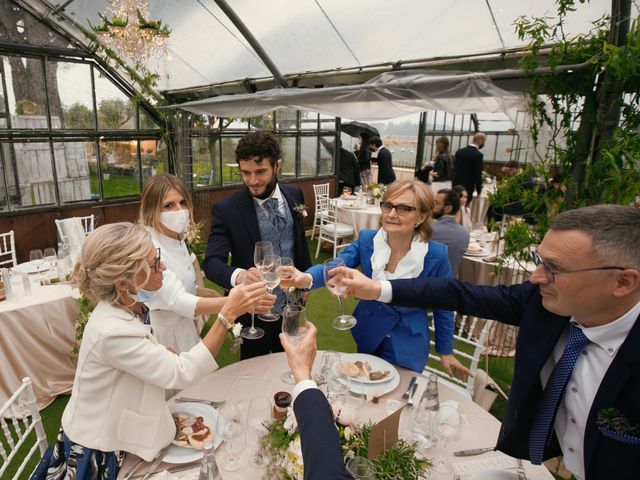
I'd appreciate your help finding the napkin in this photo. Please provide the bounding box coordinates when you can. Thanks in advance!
[453,454,517,476]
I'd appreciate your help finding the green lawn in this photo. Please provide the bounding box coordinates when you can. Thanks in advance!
[10,236,520,478]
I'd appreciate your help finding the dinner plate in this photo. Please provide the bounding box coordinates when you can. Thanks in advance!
[13,261,49,274]
[165,402,222,464]
[469,470,517,480]
[338,353,397,384]
[342,204,367,210]
[464,249,488,257]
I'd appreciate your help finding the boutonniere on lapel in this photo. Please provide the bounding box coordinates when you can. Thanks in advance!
[596,407,640,445]
[293,203,308,220]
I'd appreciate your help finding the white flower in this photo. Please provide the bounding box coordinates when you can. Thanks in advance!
[232,323,242,337]
[282,436,304,479]
[344,426,354,441]
[283,406,298,433]
[372,187,381,198]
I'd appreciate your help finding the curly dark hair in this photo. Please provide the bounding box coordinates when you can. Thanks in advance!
[235,130,281,166]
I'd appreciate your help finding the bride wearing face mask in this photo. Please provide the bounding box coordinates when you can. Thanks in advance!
[140,174,272,353]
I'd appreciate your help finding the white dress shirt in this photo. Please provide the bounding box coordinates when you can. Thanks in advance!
[541,299,640,480]
[231,184,287,287]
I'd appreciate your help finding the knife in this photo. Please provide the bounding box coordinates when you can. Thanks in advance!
[453,446,495,456]
[130,459,201,480]
[407,382,419,405]
[140,445,171,480]
[517,458,528,480]
[401,376,417,400]
[174,397,226,408]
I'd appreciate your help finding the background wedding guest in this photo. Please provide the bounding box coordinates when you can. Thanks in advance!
[339,204,640,480]
[452,132,486,205]
[355,133,373,187]
[203,130,311,359]
[431,188,470,278]
[453,185,473,230]
[285,180,469,376]
[36,223,271,480]
[280,322,352,480]
[428,136,453,193]
[140,173,232,353]
[369,136,396,185]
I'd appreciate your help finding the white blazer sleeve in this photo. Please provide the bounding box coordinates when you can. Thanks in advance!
[146,269,199,318]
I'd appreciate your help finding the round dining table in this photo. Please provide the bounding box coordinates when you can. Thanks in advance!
[333,197,381,236]
[0,273,79,411]
[117,352,552,480]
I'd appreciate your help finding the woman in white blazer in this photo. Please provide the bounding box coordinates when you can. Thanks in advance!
[39,223,273,480]
[140,174,225,353]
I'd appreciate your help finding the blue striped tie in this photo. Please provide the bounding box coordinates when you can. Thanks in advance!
[529,324,591,464]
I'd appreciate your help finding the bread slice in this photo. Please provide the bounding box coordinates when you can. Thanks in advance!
[187,426,214,450]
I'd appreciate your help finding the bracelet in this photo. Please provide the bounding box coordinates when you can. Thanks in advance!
[217,313,232,330]
[301,273,313,291]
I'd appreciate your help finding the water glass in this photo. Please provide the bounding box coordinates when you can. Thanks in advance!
[346,456,376,480]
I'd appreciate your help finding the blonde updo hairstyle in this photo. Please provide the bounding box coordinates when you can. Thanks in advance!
[139,174,194,234]
[74,223,154,305]
[379,180,434,242]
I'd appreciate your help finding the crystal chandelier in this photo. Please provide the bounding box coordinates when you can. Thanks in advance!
[92,0,170,64]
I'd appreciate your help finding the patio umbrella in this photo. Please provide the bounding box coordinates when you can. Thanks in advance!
[340,121,379,138]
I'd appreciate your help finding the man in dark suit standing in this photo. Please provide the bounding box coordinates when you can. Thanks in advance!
[340,204,640,480]
[369,136,396,185]
[280,322,352,480]
[452,132,486,204]
[203,130,312,359]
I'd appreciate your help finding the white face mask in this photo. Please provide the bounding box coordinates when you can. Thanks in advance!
[160,209,190,234]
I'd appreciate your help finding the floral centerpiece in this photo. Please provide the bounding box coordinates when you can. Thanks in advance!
[257,408,430,479]
[367,183,385,200]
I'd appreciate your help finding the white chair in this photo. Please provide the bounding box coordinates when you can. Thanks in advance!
[424,313,492,398]
[55,214,95,245]
[0,231,17,268]
[311,183,330,240]
[315,201,355,258]
[0,377,48,480]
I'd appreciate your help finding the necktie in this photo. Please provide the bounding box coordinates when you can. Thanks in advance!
[263,197,287,232]
[529,324,591,464]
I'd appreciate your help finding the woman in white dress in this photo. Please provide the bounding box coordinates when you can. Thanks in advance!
[139,174,243,352]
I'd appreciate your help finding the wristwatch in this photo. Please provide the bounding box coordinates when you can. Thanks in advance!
[300,273,313,291]
[217,313,232,330]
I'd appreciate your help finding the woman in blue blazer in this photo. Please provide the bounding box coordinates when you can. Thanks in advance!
[291,180,469,374]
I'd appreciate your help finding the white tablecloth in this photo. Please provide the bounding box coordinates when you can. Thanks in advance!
[333,198,381,236]
[0,275,79,410]
[118,352,552,480]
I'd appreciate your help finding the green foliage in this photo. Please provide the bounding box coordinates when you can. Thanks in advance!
[71,294,94,360]
[491,1,640,261]
[98,98,134,129]
[63,102,94,129]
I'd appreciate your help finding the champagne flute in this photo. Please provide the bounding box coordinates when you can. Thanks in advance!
[247,396,271,468]
[431,403,463,474]
[278,256,295,304]
[29,249,45,278]
[322,258,357,330]
[254,241,275,273]
[280,304,308,383]
[217,404,244,472]
[258,255,281,322]
[240,274,265,340]
[43,247,57,271]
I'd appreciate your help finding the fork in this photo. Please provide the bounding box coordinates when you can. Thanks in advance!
[174,396,226,408]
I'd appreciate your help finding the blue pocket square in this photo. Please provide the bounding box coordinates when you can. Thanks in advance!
[599,427,640,445]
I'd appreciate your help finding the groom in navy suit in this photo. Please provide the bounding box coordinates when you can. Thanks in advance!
[340,204,640,480]
[203,130,311,359]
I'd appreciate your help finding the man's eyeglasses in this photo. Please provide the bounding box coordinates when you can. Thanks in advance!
[380,202,417,216]
[530,250,626,283]
[150,247,161,272]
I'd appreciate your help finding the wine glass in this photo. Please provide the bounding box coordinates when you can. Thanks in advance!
[247,396,271,468]
[322,258,357,330]
[254,241,275,273]
[327,353,351,402]
[217,404,245,472]
[346,456,376,480]
[258,255,281,322]
[431,402,463,474]
[29,249,45,278]
[280,304,308,383]
[240,274,265,340]
[278,256,295,304]
[43,247,57,271]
